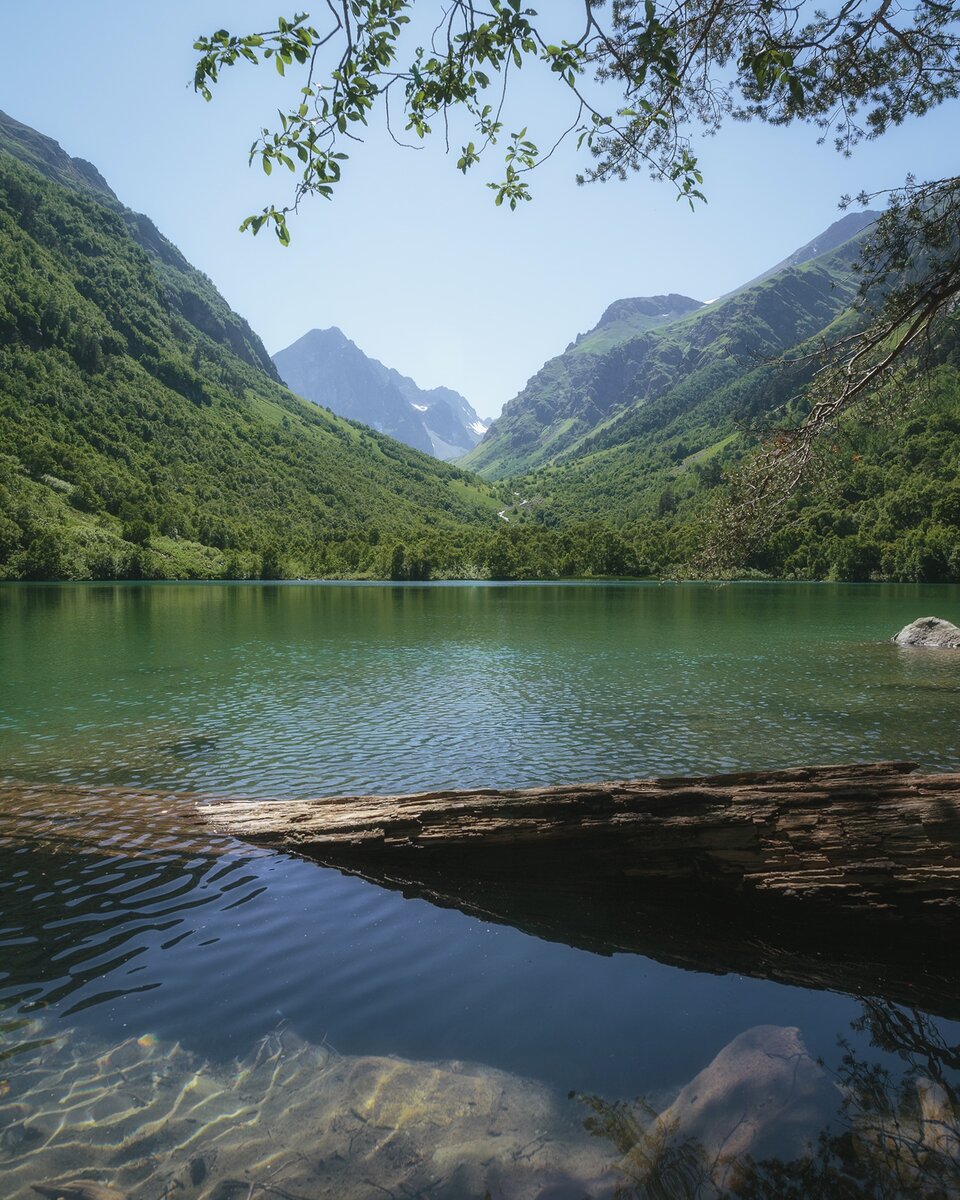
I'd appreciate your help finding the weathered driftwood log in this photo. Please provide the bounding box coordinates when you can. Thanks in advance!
[203,761,959,917]
[203,762,960,1019]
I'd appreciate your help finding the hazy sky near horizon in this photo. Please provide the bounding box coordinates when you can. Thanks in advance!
[4,2,956,418]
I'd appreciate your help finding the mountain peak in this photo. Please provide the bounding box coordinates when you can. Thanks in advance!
[0,109,117,202]
[723,209,881,299]
[318,325,350,342]
[273,331,486,460]
[596,294,703,330]
[292,326,351,345]
[465,209,881,478]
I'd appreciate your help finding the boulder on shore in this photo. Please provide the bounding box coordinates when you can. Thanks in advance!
[892,617,960,648]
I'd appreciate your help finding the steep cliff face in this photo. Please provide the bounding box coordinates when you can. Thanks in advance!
[273,327,488,460]
[463,214,878,479]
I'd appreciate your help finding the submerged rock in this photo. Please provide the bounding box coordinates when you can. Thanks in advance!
[33,1185,127,1200]
[656,1025,837,1170]
[893,617,960,648]
[577,1026,841,1198]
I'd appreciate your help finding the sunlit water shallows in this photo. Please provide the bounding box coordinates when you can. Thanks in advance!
[1,581,958,1198]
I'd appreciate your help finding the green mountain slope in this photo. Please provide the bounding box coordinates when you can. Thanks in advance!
[2,108,954,585]
[463,214,877,479]
[464,332,960,584]
[0,114,500,580]
[751,349,960,582]
[459,208,960,583]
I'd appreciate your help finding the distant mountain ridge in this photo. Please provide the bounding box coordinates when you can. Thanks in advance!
[462,212,880,479]
[273,327,489,460]
[719,209,878,299]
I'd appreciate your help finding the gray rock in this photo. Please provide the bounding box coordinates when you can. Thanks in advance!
[892,617,960,648]
[656,1025,838,1171]
[33,1183,128,1200]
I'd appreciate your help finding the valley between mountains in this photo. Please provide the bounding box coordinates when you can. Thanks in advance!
[2,108,959,583]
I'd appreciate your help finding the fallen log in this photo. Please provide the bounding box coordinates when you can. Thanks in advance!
[202,762,960,1018]
[202,761,960,916]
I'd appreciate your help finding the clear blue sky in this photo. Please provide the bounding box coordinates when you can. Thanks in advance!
[3,2,955,418]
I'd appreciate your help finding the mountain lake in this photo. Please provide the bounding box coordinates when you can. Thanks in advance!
[1,580,958,1198]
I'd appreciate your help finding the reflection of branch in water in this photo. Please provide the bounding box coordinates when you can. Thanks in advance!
[852,1000,960,1107]
[0,1012,64,1067]
[574,1004,960,1200]
[805,1001,960,1200]
[571,1092,711,1199]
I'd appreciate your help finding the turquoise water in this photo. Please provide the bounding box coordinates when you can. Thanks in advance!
[4,580,960,796]
[1,582,958,1197]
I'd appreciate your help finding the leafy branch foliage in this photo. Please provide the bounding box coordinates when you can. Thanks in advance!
[193,2,960,241]
[194,3,960,533]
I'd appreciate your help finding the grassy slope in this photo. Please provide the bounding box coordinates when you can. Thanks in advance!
[0,135,500,580]
[464,230,867,480]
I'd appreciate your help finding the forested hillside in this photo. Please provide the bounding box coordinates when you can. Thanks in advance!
[463,214,877,479]
[454,206,960,584]
[474,324,960,583]
[751,355,960,582]
[0,114,503,580]
[1,109,956,585]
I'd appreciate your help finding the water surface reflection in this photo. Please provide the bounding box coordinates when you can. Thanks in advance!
[2,582,959,1195]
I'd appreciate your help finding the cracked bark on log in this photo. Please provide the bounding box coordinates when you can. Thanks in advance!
[203,761,959,918]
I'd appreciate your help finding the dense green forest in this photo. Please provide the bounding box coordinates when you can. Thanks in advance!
[0,120,506,582]
[1,110,958,584]
[476,336,960,583]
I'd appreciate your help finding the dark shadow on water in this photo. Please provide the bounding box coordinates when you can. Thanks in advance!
[2,775,958,1036]
[319,848,960,1024]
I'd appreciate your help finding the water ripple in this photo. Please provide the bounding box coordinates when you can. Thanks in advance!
[2,581,960,1100]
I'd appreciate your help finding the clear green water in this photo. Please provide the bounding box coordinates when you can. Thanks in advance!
[4,580,960,796]
[1,581,958,1197]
